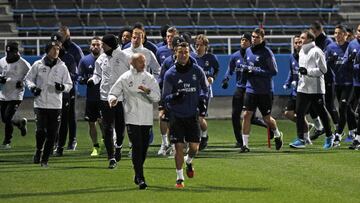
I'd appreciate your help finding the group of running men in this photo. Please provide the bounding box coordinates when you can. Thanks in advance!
[1,21,360,189]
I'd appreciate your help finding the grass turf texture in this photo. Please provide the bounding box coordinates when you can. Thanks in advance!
[0,120,359,203]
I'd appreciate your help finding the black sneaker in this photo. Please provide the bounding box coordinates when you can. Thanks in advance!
[310,128,325,140]
[41,162,48,168]
[199,136,208,151]
[349,140,360,150]
[274,132,283,150]
[115,147,122,162]
[186,163,194,178]
[67,140,77,151]
[33,150,41,164]
[108,159,117,169]
[19,118,27,136]
[54,147,63,157]
[138,179,147,190]
[240,145,250,153]
[234,142,243,148]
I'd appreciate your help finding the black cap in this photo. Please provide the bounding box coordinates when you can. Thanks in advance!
[171,36,186,49]
[6,42,19,53]
[50,32,63,43]
[102,34,118,50]
[45,41,61,54]
[240,33,251,42]
[160,25,170,38]
[180,32,192,44]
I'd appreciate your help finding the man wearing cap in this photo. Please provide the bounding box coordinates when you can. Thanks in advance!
[88,34,130,169]
[25,41,72,167]
[0,42,31,149]
[221,33,267,149]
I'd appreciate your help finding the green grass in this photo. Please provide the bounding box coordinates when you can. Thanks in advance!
[0,120,360,203]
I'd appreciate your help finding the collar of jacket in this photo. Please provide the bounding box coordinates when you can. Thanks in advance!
[130,66,144,75]
[130,44,144,52]
[302,42,315,54]
[251,41,266,52]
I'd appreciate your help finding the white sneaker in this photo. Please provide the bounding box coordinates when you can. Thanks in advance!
[333,133,342,147]
[157,144,169,156]
[0,144,11,149]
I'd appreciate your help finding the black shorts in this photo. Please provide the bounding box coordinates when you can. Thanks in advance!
[85,100,102,122]
[284,96,296,111]
[244,92,273,116]
[169,115,200,143]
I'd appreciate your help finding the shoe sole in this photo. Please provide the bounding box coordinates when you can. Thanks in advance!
[289,144,305,149]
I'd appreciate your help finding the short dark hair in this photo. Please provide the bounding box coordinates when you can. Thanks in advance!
[119,26,132,38]
[133,22,145,32]
[302,29,316,41]
[253,28,265,38]
[293,34,301,39]
[176,42,189,49]
[310,21,323,32]
[335,24,347,33]
[346,27,353,34]
[92,36,101,41]
[161,25,170,38]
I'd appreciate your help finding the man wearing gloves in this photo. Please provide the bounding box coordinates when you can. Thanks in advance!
[108,53,160,190]
[162,42,209,188]
[0,42,30,149]
[289,30,334,149]
[88,34,129,169]
[25,41,72,167]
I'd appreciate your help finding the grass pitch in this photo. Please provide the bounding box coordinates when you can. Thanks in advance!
[0,120,359,203]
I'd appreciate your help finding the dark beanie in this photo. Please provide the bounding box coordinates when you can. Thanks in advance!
[171,36,186,49]
[102,34,118,50]
[241,33,251,42]
[45,41,60,54]
[50,32,63,43]
[6,42,19,53]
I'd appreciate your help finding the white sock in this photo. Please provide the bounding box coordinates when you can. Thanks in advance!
[201,130,208,138]
[313,117,323,130]
[161,134,168,146]
[273,128,281,138]
[176,169,184,180]
[242,134,249,147]
[304,132,310,140]
[355,135,360,142]
[349,129,356,137]
[185,155,193,164]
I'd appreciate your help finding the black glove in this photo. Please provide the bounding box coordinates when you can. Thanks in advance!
[349,52,356,62]
[221,79,229,89]
[79,77,88,85]
[16,81,23,89]
[242,67,253,77]
[299,67,307,75]
[198,98,207,117]
[87,79,95,88]
[55,82,65,91]
[0,76,7,84]
[172,89,186,101]
[327,54,338,62]
[30,86,41,97]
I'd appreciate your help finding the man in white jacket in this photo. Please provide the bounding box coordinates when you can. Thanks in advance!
[289,30,334,149]
[88,34,130,169]
[25,41,72,167]
[108,53,160,190]
[0,42,31,149]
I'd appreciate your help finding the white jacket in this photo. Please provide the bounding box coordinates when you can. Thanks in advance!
[91,47,130,101]
[108,68,160,126]
[123,44,160,80]
[0,57,31,101]
[25,57,72,109]
[297,42,327,94]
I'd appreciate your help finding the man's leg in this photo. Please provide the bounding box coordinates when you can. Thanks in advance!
[67,97,77,150]
[1,101,20,147]
[55,98,69,156]
[41,109,61,166]
[100,101,116,168]
[231,88,244,146]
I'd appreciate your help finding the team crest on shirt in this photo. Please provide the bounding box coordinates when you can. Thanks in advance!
[89,65,93,69]
[161,55,166,59]
[6,46,10,52]
[41,67,47,72]
[178,79,183,84]
[205,61,209,67]
[255,56,260,61]
[192,74,197,80]
[236,59,241,64]
[129,81,133,87]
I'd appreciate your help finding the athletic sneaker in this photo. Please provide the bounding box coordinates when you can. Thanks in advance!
[90,147,100,157]
[175,179,184,188]
[234,142,243,148]
[67,140,77,151]
[310,128,325,140]
[138,179,147,190]
[344,134,354,143]
[333,134,342,148]
[0,144,11,150]
[240,145,250,153]
[54,147,63,157]
[108,159,117,169]
[323,135,334,149]
[19,118,27,136]
[199,136,208,151]
[157,144,169,156]
[348,140,360,150]
[41,162,48,168]
[33,150,41,164]
[186,163,194,178]
[289,138,305,149]
[274,132,283,150]
[115,147,122,162]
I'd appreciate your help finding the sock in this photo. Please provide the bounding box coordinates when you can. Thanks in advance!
[93,143,100,148]
[161,134,168,146]
[304,132,309,140]
[273,128,281,138]
[355,135,360,142]
[176,169,184,180]
[185,155,193,164]
[201,130,208,138]
[349,129,356,137]
[242,134,249,147]
[313,117,323,130]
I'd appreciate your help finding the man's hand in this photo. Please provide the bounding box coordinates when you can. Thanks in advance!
[172,89,186,101]
[0,76,7,84]
[78,77,88,85]
[299,67,307,75]
[207,77,214,84]
[108,98,118,108]
[221,78,229,89]
[55,82,65,91]
[138,85,151,94]
[87,79,95,88]
[30,86,42,97]
[16,81,24,89]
